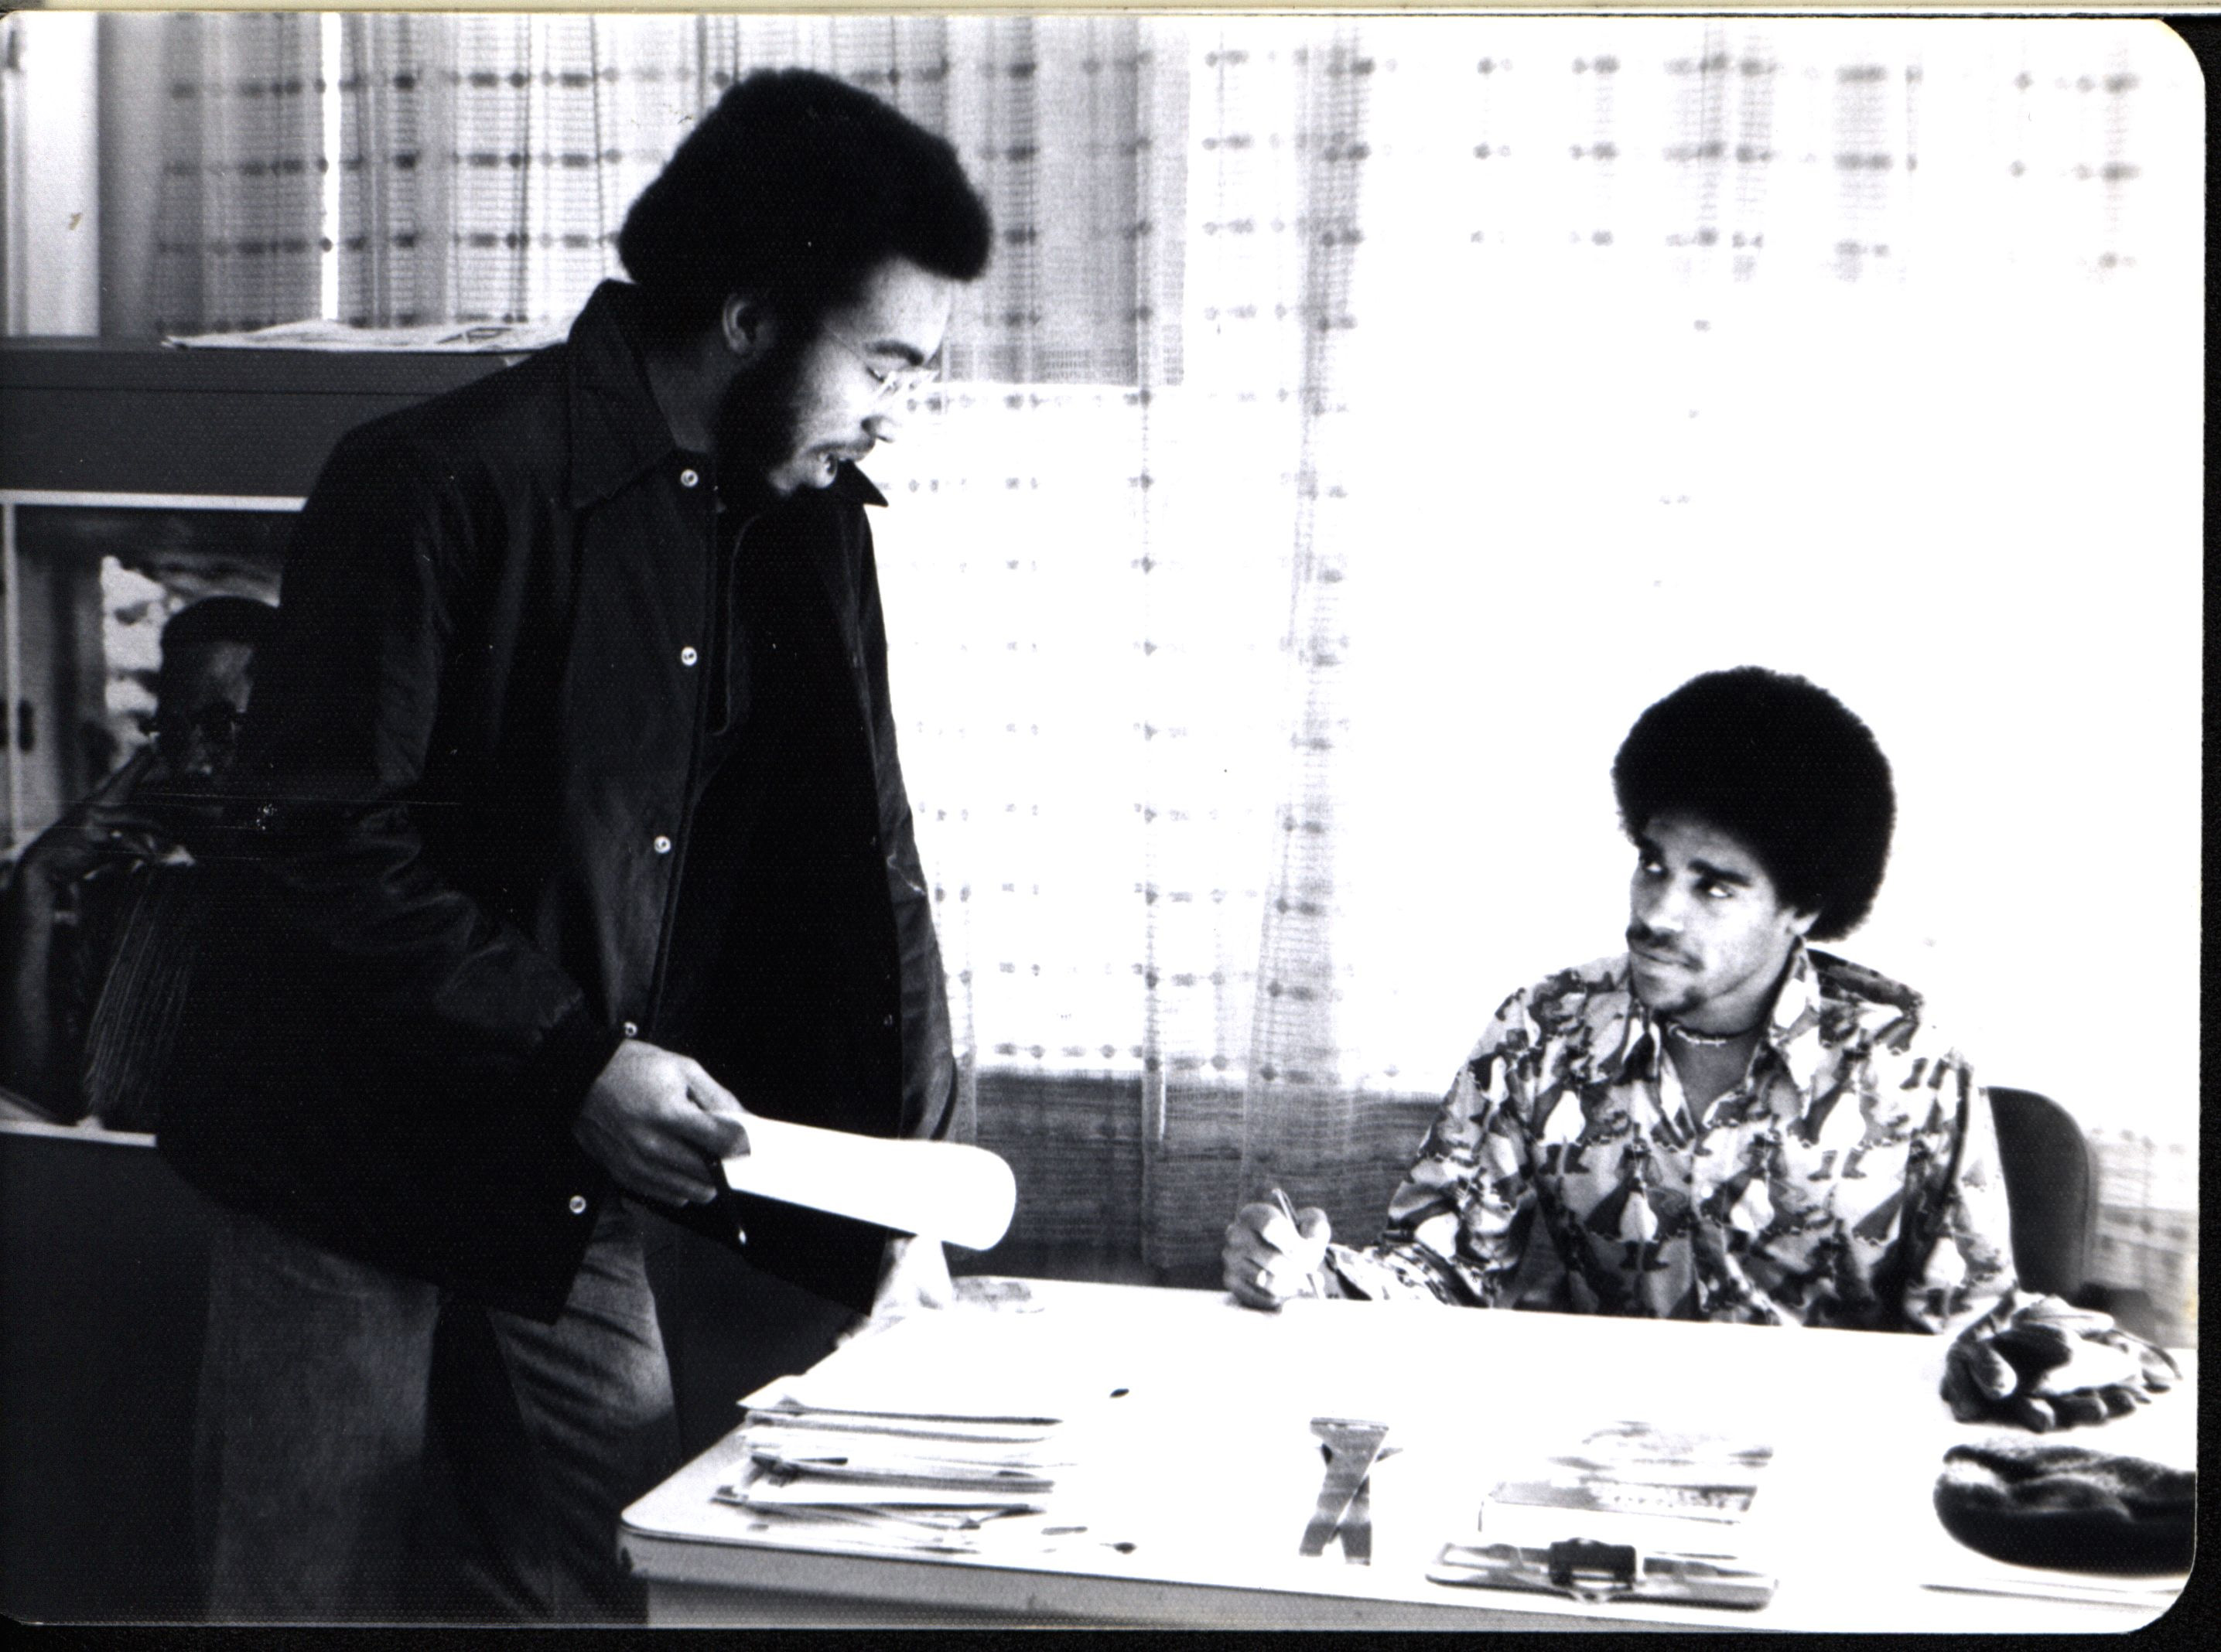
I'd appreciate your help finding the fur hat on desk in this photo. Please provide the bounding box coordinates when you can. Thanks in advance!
[1933,1439,2193,1575]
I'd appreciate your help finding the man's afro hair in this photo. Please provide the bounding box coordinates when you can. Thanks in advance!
[1611,666,1895,940]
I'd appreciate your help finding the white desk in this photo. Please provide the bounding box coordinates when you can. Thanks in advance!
[620,1278,2194,1630]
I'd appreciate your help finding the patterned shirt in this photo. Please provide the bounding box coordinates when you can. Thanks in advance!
[1324,944,2017,1333]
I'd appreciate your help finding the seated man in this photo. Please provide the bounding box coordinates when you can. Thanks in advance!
[0,595,273,1127]
[1225,667,2172,1427]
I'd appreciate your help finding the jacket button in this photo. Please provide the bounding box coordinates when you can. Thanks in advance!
[652,835,673,855]
[679,468,700,489]
[679,646,699,667]
[622,1021,638,1038]
[568,1195,589,1215]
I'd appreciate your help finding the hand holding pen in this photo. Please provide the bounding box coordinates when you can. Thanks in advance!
[1222,1186,1333,1311]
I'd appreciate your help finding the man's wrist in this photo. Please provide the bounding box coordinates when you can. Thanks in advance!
[528,1004,630,1121]
[1314,1243,1357,1300]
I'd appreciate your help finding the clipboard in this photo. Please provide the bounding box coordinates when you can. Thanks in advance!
[1430,1537,1777,1609]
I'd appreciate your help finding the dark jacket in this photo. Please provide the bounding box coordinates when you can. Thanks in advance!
[159,282,957,1321]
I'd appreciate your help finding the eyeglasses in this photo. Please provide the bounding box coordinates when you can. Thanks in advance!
[822,328,938,403]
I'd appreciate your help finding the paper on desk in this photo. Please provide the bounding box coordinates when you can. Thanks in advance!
[743,1433,1072,1480]
[745,1428,1072,1469]
[743,1401,1060,1445]
[740,1471,1051,1507]
[163,318,568,352]
[708,1495,1094,1559]
[715,1386,1080,1558]
[721,1115,1016,1251]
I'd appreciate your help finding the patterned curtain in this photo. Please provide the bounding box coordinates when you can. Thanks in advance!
[1201,29,1378,1273]
[149,12,323,335]
[333,12,1171,383]
[340,12,652,329]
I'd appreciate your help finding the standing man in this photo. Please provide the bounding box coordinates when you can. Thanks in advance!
[1224,669,2173,1425]
[159,71,989,1621]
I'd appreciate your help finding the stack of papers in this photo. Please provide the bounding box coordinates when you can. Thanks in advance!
[711,1397,1085,1557]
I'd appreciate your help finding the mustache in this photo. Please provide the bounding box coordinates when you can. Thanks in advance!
[1626,924,1694,964]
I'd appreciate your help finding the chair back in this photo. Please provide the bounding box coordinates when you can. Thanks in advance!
[1985,1086,2096,1299]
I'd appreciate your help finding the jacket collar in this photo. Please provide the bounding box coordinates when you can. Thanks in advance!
[829,461,889,509]
[564,282,683,510]
[563,281,890,513]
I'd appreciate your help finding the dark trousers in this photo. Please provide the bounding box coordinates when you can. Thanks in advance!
[193,1198,678,1623]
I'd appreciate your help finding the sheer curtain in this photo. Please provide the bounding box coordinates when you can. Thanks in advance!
[333,12,1174,382]
[146,11,323,336]
[113,15,2199,1331]
[1198,27,1379,1270]
[863,23,1401,1278]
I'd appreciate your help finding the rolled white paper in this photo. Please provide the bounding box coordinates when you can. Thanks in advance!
[721,1116,1017,1251]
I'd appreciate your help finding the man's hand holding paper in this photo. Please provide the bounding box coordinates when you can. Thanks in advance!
[717,1114,1016,1253]
[572,1039,750,1208]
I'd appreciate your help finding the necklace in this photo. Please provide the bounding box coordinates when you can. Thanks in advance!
[1664,1019,1760,1049]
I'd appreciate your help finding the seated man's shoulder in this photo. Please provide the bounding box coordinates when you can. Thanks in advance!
[1804,948,1947,1056]
[1504,954,1634,1036]
[1808,948,1923,1013]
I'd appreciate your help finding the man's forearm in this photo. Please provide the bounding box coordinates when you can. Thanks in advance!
[245,800,601,1094]
[1322,1234,1496,1305]
[231,432,600,1088]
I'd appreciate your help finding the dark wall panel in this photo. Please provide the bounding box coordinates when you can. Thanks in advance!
[1,343,517,499]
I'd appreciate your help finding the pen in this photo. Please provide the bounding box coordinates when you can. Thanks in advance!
[1256,1186,1323,1304]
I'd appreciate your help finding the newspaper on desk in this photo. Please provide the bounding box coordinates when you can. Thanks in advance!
[1430,1420,1780,1609]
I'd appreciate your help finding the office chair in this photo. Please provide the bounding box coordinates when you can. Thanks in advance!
[1985,1086,2098,1302]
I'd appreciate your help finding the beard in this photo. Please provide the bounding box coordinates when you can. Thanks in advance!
[712,329,812,501]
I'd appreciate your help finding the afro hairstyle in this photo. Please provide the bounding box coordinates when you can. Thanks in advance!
[1610,666,1895,940]
[617,68,992,340]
